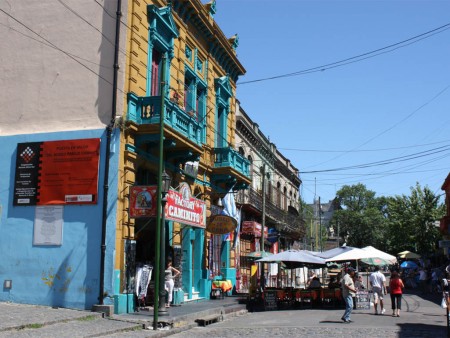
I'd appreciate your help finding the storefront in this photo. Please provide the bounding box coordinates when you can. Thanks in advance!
[238,221,272,293]
[121,181,208,311]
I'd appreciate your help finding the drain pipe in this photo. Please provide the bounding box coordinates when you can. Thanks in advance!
[99,0,122,305]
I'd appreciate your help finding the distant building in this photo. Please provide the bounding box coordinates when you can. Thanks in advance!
[307,198,341,251]
[234,101,305,291]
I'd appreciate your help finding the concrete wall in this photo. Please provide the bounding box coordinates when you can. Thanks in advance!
[0,0,125,309]
[0,129,120,309]
[0,0,125,136]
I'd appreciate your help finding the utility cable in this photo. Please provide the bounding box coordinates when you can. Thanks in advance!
[0,8,123,93]
[239,22,450,85]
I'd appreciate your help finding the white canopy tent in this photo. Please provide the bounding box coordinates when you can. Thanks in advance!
[362,246,397,264]
[316,246,374,262]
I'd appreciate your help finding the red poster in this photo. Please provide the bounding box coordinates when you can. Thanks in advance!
[38,139,100,204]
[13,139,100,205]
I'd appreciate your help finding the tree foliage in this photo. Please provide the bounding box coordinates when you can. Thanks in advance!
[385,183,445,255]
[328,182,445,256]
[330,184,387,249]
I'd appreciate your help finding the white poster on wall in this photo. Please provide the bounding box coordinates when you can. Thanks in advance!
[33,206,63,246]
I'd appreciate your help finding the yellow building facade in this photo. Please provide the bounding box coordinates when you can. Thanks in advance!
[114,0,250,312]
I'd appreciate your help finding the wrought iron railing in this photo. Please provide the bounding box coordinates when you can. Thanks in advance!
[236,188,305,238]
[127,92,204,145]
[213,147,251,178]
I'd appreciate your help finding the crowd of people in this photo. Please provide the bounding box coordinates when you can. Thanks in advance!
[338,259,450,324]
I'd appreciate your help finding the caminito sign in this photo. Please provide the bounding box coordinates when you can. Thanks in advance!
[129,183,206,229]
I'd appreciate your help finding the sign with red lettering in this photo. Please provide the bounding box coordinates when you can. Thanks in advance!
[165,188,206,228]
[129,183,206,228]
[13,139,100,205]
[241,221,268,237]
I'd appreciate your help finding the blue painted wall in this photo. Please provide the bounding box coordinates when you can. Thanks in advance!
[0,129,119,310]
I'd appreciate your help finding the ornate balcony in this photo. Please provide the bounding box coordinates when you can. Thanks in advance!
[236,187,305,239]
[126,92,204,146]
[211,147,251,188]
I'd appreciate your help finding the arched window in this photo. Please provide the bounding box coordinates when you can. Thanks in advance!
[283,186,288,211]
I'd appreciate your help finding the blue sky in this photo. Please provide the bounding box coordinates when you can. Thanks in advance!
[213,0,450,204]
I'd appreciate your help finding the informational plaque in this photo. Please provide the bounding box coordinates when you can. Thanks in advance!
[33,206,63,246]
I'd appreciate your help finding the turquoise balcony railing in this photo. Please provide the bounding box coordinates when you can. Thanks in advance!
[127,92,204,145]
[213,147,251,178]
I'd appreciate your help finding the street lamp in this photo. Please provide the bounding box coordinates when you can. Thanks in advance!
[158,171,171,317]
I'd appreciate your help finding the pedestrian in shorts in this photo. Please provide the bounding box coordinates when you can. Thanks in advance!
[369,266,387,315]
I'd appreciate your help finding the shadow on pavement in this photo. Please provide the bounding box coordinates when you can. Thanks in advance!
[397,323,447,337]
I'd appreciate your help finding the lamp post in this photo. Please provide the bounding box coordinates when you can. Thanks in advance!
[153,52,167,330]
[318,197,322,252]
[158,171,171,316]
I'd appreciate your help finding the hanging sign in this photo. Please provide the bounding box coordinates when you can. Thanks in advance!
[129,183,206,227]
[129,186,157,218]
[206,215,237,234]
[183,161,199,178]
[165,187,206,228]
[13,139,100,206]
[241,221,268,237]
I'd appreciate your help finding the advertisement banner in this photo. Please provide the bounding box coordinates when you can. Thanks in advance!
[165,189,206,228]
[13,139,100,206]
[241,221,268,237]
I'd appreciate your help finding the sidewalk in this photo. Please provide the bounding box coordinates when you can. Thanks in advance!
[0,289,447,337]
[0,295,247,337]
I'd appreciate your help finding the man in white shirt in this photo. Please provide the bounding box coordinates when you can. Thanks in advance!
[369,266,387,315]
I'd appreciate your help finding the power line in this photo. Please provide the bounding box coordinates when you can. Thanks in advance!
[278,139,450,153]
[0,8,122,93]
[302,82,450,170]
[239,22,450,85]
[300,145,450,174]
[0,21,116,72]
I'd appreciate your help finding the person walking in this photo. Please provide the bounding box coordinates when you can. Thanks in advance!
[340,267,357,323]
[389,271,404,317]
[418,267,428,294]
[164,259,180,308]
[369,266,387,315]
[441,267,450,307]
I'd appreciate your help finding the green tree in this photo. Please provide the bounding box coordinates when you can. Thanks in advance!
[330,184,388,249]
[385,183,444,255]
